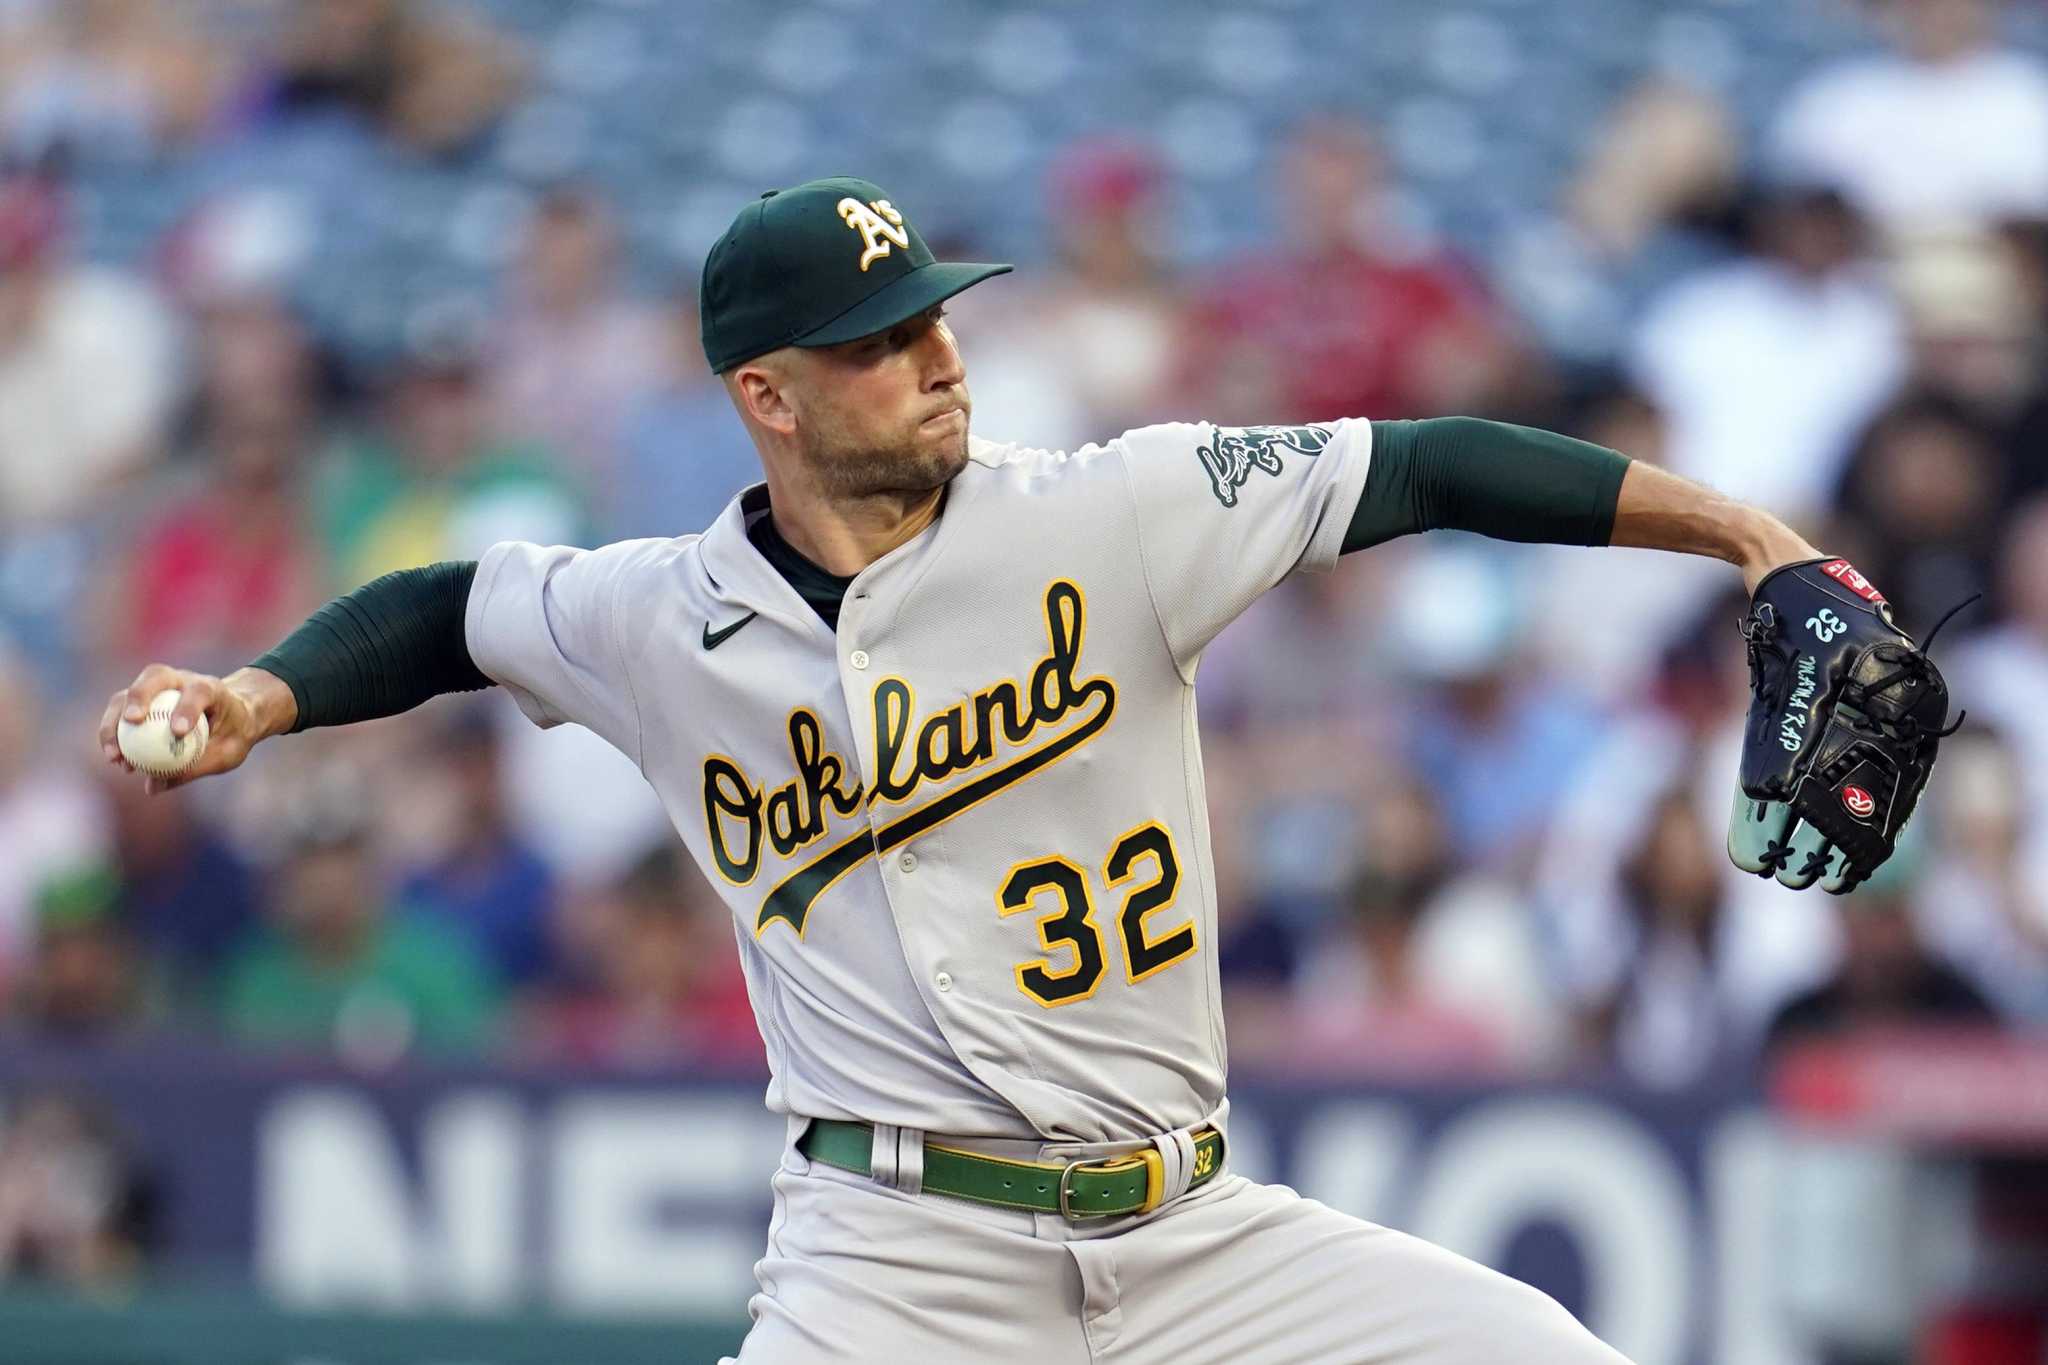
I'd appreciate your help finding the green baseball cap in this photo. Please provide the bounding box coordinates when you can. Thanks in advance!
[700,176,1011,374]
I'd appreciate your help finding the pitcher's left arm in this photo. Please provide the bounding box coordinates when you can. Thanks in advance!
[1344,416,1952,895]
[1342,416,1817,589]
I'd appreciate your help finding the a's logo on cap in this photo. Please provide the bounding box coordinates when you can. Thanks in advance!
[1841,785,1876,820]
[837,197,910,272]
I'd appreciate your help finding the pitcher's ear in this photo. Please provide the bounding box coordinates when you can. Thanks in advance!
[726,355,799,436]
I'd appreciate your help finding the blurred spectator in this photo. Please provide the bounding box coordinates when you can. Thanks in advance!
[1630,185,1906,522]
[156,189,320,315]
[1770,0,2048,231]
[1994,217,2048,498]
[0,0,224,162]
[956,136,1184,449]
[1278,781,1560,1075]
[315,318,583,587]
[98,765,257,1007]
[0,645,108,998]
[525,843,761,1070]
[1911,730,2048,1022]
[1831,394,2004,627]
[1203,745,1305,1043]
[1204,738,1323,1059]
[260,0,522,158]
[1390,545,1603,872]
[1889,225,2042,424]
[15,866,139,1041]
[1568,83,1742,268]
[1952,499,2048,875]
[1178,117,1520,424]
[101,303,327,674]
[1505,81,1743,362]
[394,704,557,992]
[1583,788,1750,1090]
[1527,386,1732,702]
[497,713,677,891]
[0,1093,155,1287]
[1199,566,1397,738]
[0,174,179,530]
[221,802,500,1060]
[1766,869,1996,1048]
[1212,890,1302,1010]
[1535,589,1846,1039]
[180,284,332,444]
[486,188,669,506]
[1197,565,1402,919]
[610,295,761,540]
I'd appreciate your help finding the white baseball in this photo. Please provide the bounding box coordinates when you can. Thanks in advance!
[116,689,209,777]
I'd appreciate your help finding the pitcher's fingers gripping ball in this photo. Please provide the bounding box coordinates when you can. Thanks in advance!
[116,689,210,778]
[1728,558,1964,894]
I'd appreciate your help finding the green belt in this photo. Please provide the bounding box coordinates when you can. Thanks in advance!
[799,1119,1226,1219]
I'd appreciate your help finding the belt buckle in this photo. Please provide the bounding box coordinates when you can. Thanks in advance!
[1058,1149,1166,1220]
[1057,1157,1107,1220]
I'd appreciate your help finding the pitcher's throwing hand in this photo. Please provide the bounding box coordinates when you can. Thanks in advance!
[98,665,296,795]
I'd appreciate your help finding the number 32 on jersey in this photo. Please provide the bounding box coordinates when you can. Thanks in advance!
[995,821,1196,1007]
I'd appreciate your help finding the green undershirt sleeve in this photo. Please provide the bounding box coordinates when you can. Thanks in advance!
[1343,417,1631,554]
[249,561,493,733]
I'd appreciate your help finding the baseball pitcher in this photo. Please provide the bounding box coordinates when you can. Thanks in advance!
[101,178,1952,1362]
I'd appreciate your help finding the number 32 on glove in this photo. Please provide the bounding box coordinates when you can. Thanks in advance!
[1728,558,1965,895]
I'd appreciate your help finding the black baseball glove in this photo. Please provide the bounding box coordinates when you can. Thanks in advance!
[1728,558,1964,895]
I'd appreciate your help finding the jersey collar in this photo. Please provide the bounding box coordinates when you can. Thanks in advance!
[697,483,828,637]
[695,474,979,637]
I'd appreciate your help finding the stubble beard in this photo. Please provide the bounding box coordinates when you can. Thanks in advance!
[803,414,970,500]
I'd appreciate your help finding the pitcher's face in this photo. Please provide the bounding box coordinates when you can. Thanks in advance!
[785,305,972,498]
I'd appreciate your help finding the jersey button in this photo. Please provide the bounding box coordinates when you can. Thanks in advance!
[935,972,953,992]
[849,649,870,670]
[898,851,917,872]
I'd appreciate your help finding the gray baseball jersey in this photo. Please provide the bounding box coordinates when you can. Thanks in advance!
[465,418,1371,1143]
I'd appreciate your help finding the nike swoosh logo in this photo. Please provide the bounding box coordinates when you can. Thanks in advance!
[702,612,759,650]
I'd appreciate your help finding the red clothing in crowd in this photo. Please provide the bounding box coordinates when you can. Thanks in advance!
[1182,244,1502,423]
[121,494,319,664]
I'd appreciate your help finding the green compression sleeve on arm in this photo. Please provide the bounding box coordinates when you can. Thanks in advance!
[249,561,492,732]
[1343,417,1632,553]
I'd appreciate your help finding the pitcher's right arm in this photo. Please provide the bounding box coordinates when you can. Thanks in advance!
[99,560,490,793]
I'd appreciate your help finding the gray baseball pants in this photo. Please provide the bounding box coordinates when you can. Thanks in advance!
[724,1120,1633,1364]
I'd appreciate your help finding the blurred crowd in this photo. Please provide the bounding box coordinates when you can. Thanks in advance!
[0,0,2044,1111]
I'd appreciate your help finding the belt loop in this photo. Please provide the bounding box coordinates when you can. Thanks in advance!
[1149,1128,1199,1206]
[896,1125,924,1196]
[870,1123,901,1189]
